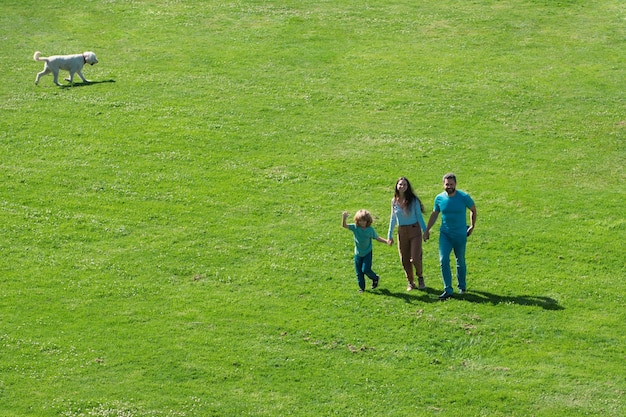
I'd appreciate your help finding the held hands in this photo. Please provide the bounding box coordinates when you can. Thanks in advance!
[387,238,394,246]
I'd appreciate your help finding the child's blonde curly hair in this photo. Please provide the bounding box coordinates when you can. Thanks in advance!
[354,209,374,227]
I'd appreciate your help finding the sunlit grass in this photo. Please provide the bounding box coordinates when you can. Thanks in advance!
[1,0,624,416]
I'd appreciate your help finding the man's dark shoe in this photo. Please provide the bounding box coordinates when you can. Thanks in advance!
[438,292,452,301]
[372,279,379,289]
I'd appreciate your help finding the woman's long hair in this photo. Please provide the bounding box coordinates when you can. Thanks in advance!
[394,177,425,213]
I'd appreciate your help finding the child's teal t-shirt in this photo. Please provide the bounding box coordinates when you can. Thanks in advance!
[348,224,378,257]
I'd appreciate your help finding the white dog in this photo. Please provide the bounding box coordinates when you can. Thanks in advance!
[34,51,98,86]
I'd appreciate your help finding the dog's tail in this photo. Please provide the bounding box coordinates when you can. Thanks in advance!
[33,51,48,62]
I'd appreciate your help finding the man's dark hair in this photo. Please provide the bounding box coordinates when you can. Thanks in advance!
[443,173,457,182]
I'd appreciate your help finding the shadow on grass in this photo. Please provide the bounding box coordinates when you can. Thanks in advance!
[373,288,563,310]
[461,290,564,310]
[60,79,116,88]
[374,287,441,304]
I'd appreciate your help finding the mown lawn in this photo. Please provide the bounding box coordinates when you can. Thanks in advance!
[1,1,624,416]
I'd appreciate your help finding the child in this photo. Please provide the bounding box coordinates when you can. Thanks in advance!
[342,210,390,292]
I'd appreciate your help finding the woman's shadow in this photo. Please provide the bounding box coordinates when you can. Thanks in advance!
[374,287,442,304]
[374,288,563,310]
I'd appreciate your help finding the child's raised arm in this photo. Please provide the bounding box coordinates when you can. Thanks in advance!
[342,211,350,228]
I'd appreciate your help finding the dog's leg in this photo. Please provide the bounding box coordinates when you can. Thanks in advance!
[52,69,62,86]
[65,70,75,85]
[35,70,45,85]
[76,70,90,83]
[35,67,51,85]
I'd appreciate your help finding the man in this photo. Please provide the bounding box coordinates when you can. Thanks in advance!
[423,173,477,300]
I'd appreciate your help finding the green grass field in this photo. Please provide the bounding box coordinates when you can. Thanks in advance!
[1,0,625,416]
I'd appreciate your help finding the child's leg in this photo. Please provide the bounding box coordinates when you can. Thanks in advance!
[361,251,379,281]
[354,254,366,291]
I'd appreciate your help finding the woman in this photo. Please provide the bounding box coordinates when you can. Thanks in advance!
[387,177,427,291]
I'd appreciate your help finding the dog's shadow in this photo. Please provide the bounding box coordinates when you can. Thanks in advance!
[60,79,115,88]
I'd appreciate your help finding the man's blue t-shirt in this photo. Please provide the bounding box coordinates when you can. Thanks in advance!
[348,224,378,257]
[433,190,475,237]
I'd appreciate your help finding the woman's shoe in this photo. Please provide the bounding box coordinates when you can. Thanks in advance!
[417,277,426,290]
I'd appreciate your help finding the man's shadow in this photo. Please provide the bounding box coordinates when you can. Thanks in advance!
[60,79,116,88]
[373,288,563,310]
[460,290,564,310]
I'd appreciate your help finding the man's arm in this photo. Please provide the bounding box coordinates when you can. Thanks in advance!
[423,211,439,241]
[467,205,477,236]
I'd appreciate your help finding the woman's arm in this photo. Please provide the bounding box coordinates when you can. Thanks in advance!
[387,200,397,241]
[414,199,427,232]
